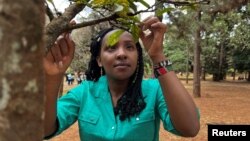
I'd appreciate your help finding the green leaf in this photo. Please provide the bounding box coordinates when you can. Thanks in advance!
[47,0,53,3]
[107,30,125,47]
[156,7,174,16]
[138,0,150,8]
[90,0,109,7]
[130,24,140,42]
[189,4,197,10]
[114,4,124,12]
[75,0,87,4]
[129,7,135,14]
[128,0,137,12]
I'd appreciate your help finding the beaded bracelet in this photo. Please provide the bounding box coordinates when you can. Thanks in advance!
[153,60,172,68]
[153,60,173,78]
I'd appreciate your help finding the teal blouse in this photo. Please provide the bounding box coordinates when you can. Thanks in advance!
[51,76,182,141]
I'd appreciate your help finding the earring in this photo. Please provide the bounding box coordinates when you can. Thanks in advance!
[100,67,103,76]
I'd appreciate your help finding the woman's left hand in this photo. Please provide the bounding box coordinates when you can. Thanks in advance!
[139,16,167,63]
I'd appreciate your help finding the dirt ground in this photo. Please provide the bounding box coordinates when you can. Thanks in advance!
[48,77,250,141]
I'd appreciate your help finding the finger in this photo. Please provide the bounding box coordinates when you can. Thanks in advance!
[141,15,154,23]
[70,20,76,25]
[139,27,152,40]
[51,42,63,63]
[57,35,68,56]
[67,20,77,34]
[142,17,160,31]
[65,33,75,57]
[139,27,148,40]
[151,22,167,32]
[45,48,55,62]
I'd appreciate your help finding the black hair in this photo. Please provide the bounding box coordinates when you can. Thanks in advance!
[85,28,146,121]
[85,28,114,81]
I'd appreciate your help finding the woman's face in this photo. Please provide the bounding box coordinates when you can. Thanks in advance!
[97,30,138,81]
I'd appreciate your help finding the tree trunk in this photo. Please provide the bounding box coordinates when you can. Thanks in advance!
[186,46,190,84]
[193,9,202,98]
[248,71,250,81]
[212,73,218,81]
[218,43,224,80]
[0,0,44,140]
[232,68,236,80]
[201,67,206,81]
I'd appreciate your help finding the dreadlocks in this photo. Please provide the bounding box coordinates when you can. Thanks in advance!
[85,28,146,121]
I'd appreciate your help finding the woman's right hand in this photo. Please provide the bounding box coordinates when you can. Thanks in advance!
[43,33,75,77]
[139,16,167,63]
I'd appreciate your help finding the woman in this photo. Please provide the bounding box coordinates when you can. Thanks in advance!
[43,16,200,141]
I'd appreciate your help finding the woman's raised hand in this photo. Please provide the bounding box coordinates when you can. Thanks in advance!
[139,16,167,63]
[43,33,75,77]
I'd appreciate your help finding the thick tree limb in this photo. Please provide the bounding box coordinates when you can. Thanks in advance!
[45,3,85,52]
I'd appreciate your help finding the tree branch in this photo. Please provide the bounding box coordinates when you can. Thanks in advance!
[50,0,62,16]
[45,1,54,21]
[68,14,118,30]
[45,3,86,52]
[161,0,210,6]
[45,0,223,52]
[208,0,248,14]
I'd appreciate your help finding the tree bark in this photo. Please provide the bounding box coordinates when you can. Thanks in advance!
[232,68,236,80]
[0,0,44,140]
[201,67,206,81]
[218,42,224,80]
[186,45,190,84]
[248,71,250,81]
[193,9,202,98]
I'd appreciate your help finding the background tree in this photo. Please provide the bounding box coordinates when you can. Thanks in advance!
[163,4,203,97]
[70,12,110,73]
[230,6,250,81]
[201,1,250,81]
[164,0,249,97]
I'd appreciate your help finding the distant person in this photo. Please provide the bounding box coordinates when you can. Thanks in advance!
[43,16,200,140]
[80,73,86,82]
[76,72,84,84]
[66,73,74,85]
[238,75,244,80]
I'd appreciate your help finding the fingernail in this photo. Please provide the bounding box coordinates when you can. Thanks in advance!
[69,34,72,40]
[58,35,64,39]
[143,29,151,36]
[58,61,63,68]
